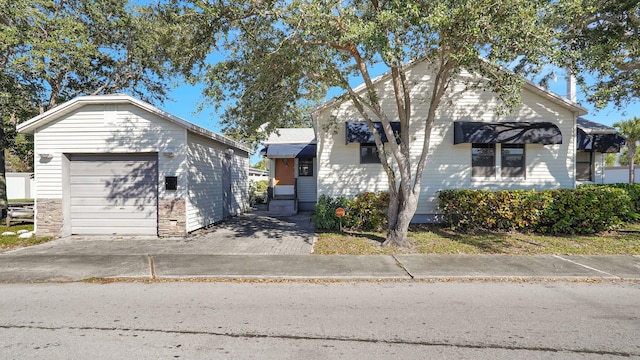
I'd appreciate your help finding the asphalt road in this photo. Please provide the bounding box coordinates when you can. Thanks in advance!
[1,281,638,359]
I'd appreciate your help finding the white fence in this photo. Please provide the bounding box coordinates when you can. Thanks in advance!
[6,173,34,200]
[603,167,640,184]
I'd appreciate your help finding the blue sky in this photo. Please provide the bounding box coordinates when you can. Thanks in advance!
[160,69,640,166]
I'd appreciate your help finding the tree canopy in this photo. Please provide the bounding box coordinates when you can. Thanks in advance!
[0,0,176,210]
[1,0,175,112]
[617,148,640,167]
[614,117,640,183]
[159,0,559,245]
[556,0,640,109]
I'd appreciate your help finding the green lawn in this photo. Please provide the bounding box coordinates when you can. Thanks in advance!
[314,225,640,255]
[0,223,51,252]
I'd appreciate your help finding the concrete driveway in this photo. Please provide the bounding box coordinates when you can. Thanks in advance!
[6,211,316,256]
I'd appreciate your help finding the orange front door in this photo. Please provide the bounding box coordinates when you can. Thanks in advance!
[275,158,295,185]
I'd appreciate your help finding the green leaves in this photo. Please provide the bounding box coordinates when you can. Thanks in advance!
[439,187,634,234]
[161,0,559,244]
[2,0,175,111]
[555,0,640,108]
[313,192,390,231]
[161,0,560,152]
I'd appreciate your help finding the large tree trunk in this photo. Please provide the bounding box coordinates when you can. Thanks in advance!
[384,190,418,247]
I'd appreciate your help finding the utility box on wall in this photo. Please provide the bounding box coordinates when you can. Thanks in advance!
[165,176,178,191]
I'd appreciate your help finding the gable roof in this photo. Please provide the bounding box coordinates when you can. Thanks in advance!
[311,59,588,116]
[577,117,617,135]
[264,128,316,145]
[16,94,251,153]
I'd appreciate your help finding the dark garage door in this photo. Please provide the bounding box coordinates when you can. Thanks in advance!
[69,154,158,235]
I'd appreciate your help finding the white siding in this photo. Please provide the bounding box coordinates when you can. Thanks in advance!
[230,149,249,215]
[186,133,224,231]
[186,133,249,232]
[297,158,317,207]
[593,152,606,184]
[316,61,578,219]
[34,103,187,201]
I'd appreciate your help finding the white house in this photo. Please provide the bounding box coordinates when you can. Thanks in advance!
[261,128,317,215]
[17,94,250,237]
[311,59,590,222]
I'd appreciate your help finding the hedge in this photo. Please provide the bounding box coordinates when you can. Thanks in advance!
[591,183,640,214]
[313,192,389,231]
[439,186,634,234]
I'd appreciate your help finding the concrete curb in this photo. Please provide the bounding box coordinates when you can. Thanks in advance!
[0,254,638,283]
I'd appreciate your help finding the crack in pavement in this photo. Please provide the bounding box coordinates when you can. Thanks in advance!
[1,324,636,357]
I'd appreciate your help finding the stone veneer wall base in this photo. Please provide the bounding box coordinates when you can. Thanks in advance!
[158,197,187,237]
[36,198,64,237]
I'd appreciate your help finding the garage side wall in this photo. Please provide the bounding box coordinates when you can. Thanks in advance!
[33,104,188,237]
[230,148,250,216]
[186,133,249,232]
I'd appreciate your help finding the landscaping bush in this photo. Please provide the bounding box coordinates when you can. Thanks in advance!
[592,183,640,215]
[313,192,390,231]
[249,180,268,205]
[439,187,633,234]
[538,186,633,234]
[438,189,551,232]
[349,191,390,231]
[313,194,353,230]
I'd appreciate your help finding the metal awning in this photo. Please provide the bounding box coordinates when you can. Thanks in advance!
[577,128,625,153]
[345,121,401,144]
[265,144,316,158]
[576,117,625,153]
[453,121,562,145]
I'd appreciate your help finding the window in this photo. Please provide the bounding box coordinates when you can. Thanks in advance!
[576,151,594,181]
[501,144,525,178]
[472,144,527,178]
[472,144,495,177]
[360,143,381,164]
[298,158,313,176]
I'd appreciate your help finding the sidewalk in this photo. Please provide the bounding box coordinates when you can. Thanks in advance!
[1,253,639,283]
[1,211,638,283]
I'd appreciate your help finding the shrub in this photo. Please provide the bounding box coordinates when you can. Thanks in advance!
[349,191,390,231]
[249,180,269,205]
[593,183,640,215]
[539,186,632,234]
[438,189,551,232]
[313,195,353,230]
[313,192,390,231]
[439,187,633,234]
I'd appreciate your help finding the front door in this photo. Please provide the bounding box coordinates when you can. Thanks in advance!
[274,158,295,197]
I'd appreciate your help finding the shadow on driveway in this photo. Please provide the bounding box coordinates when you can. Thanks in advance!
[189,210,317,254]
[5,210,317,256]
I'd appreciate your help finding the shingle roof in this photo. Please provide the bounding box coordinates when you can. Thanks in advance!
[577,117,617,135]
[264,128,316,145]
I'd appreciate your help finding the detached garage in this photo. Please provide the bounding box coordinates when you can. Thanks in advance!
[17,94,250,238]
